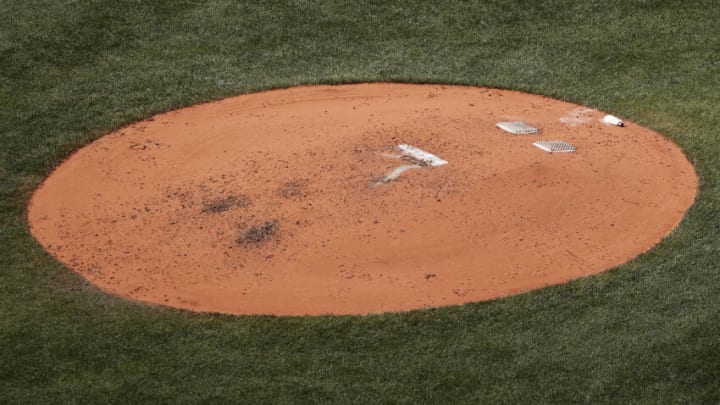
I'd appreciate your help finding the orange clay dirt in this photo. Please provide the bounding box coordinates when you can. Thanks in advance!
[28,83,698,316]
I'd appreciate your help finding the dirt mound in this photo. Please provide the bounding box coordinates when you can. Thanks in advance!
[28,83,697,315]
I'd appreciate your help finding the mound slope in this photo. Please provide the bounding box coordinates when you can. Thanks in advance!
[28,84,697,315]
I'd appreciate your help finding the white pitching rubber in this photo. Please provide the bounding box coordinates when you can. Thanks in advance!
[397,144,448,166]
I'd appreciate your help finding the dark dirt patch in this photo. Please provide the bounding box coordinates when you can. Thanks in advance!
[277,180,307,199]
[236,220,278,245]
[202,194,249,213]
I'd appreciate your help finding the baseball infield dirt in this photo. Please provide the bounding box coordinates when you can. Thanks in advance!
[28,83,698,315]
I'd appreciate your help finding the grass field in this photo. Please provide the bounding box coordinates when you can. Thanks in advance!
[2,0,719,403]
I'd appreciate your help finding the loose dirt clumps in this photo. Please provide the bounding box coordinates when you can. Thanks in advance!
[202,194,250,213]
[237,220,278,246]
[27,83,698,316]
[277,180,308,199]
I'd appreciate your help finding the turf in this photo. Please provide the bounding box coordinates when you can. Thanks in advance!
[2,0,720,402]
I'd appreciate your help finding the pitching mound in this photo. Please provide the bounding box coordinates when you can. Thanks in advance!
[28,83,697,315]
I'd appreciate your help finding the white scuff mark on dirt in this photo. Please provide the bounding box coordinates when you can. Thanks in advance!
[559,107,595,126]
[375,164,423,185]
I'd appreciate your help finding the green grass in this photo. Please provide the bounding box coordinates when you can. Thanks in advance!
[2,0,720,402]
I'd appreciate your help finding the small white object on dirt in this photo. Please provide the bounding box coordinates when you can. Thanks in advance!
[602,115,624,127]
[397,144,448,166]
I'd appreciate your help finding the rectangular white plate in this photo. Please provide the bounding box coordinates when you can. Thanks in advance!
[533,140,577,153]
[496,121,540,135]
